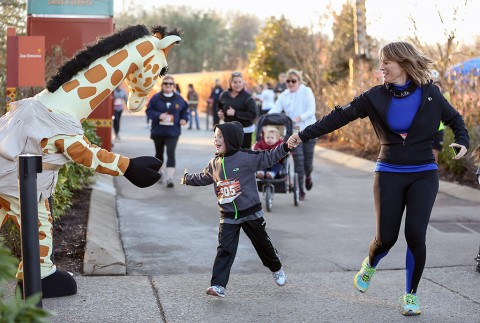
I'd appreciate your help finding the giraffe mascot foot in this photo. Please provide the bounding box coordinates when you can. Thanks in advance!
[0,24,181,298]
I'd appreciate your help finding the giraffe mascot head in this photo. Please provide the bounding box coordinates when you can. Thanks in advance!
[0,24,180,298]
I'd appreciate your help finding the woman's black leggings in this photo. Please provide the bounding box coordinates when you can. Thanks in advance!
[369,170,438,294]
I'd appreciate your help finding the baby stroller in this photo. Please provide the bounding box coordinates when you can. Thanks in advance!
[255,113,300,212]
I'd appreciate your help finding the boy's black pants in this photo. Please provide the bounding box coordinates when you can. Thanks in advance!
[211,217,282,288]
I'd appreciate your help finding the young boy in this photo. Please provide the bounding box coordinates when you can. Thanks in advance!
[181,121,290,297]
[253,126,285,179]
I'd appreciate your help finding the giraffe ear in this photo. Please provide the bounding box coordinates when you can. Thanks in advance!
[153,35,181,58]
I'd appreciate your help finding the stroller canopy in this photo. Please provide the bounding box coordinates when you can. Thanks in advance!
[256,113,294,142]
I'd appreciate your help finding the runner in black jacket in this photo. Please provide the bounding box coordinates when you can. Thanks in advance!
[289,41,469,316]
[182,121,289,298]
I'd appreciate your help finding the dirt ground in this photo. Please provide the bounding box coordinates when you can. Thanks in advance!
[52,188,91,275]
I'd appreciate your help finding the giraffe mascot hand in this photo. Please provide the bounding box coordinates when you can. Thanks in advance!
[0,25,181,298]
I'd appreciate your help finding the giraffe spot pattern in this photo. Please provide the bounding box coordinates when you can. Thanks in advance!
[62,79,80,93]
[67,141,94,167]
[84,64,108,84]
[143,77,153,88]
[78,87,97,99]
[96,149,116,164]
[136,40,154,57]
[152,64,160,74]
[54,139,65,152]
[111,70,124,87]
[40,138,48,149]
[40,245,50,258]
[143,55,154,67]
[39,230,47,240]
[89,89,111,110]
[118,156,129,173]
[127,63,138,78]
[106,49,128,67]
[95,165,119,176]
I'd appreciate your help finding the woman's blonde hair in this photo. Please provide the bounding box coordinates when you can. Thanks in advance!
[379,42,434,86]
[286,68,304,84]
[473,145,480,166]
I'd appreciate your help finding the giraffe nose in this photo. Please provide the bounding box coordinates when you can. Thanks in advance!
[159,66,169,77]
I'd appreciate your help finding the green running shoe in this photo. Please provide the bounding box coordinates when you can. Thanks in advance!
[401,293,421,316]
[354,257,376,292]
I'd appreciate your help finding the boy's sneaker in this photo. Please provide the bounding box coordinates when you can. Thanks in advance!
[256,171,265,179]
[354,257,376,293]
[272,268,286,286]
[400,293,421,316]
[166,178,174,188]
[206,285,225,298]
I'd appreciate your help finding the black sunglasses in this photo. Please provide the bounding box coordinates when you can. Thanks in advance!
[286,79,297,84]
[162,82,174,85]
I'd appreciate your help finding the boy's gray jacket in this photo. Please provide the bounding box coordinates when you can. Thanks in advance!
[185,143,289,219]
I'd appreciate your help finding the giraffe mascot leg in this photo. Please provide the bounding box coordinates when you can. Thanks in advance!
[0,25,181,298]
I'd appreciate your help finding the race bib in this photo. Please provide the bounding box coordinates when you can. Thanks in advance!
[159,113,175,126]
[216,178,242,204]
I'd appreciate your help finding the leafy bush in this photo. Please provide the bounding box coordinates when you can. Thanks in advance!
[0,243,51,322]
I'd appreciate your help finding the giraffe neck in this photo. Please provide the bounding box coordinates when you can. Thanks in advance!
[35,35,158,121]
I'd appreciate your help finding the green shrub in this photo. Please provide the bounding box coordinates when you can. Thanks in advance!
[0,243,51,322]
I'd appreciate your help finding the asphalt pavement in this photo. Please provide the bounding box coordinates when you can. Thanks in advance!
[4,112,480,322]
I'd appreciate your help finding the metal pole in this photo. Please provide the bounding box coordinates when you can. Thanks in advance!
[18,154,43,307]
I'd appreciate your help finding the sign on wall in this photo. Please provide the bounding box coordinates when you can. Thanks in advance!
[27,0,114,17]
[18,36,45,87]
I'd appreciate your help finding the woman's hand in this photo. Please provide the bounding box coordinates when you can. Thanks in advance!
[450,143,467,159]
[180,119,187,126]
[287,133,301,148]
[226,107,235,117]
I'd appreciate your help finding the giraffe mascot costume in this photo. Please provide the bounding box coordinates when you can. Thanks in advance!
[0,25,181,298]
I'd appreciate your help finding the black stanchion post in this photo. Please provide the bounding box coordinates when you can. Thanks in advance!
[18,154,43,307]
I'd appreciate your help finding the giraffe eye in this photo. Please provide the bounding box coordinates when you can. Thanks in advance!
[159,66,168,77]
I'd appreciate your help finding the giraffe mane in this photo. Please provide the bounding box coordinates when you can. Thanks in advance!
[46,24,151,93]
[151,25,182,38]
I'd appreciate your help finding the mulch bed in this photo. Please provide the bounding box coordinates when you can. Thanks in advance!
[52,188,91,275]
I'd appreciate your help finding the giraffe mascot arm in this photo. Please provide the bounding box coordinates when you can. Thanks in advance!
[0,25,180,298]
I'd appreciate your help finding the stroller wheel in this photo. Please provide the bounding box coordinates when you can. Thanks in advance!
[265,185,273,212]
[293,173,300,206]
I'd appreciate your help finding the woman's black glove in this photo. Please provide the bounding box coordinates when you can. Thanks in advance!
[124,156,162,188]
